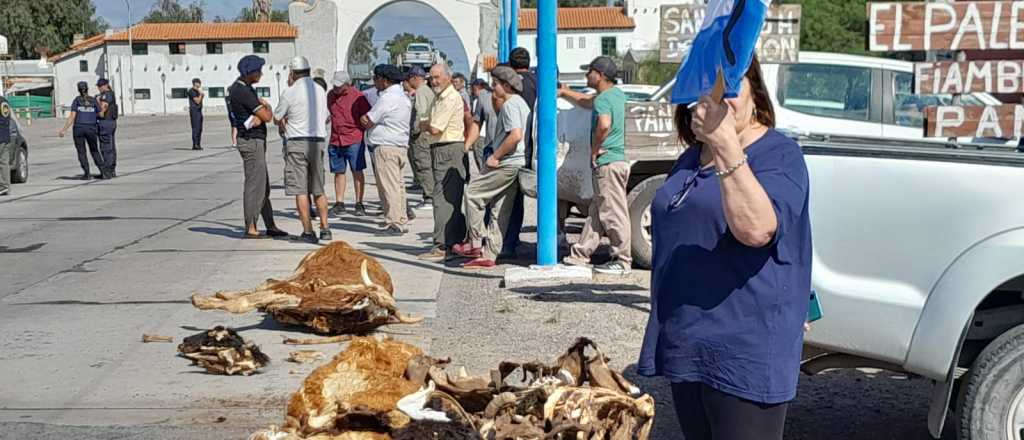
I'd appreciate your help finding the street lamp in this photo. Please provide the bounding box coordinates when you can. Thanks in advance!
[125,0,135,116]
[160,72,167,114]
[275,71,281,98]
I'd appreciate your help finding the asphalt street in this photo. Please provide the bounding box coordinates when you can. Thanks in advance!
[0,114,950,439]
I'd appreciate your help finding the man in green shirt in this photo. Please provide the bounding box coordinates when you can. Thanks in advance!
[557,56,632,275]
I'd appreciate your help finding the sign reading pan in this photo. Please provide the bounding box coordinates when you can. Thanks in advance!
[659,3,801,64]
[869,1,1024,51]
[924,104,1024,138]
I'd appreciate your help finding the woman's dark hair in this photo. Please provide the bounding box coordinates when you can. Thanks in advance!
[674,56,775,147]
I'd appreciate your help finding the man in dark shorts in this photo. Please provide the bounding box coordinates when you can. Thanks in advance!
[327,70,371,217]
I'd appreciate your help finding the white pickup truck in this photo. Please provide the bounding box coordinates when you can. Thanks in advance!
[553,52,1024,440]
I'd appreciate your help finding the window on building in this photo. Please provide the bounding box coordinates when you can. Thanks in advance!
[777,63,873,122]
[134,89,151,100]
[171,88,190,99]
[255,87,271,98]
[132,43,148,55]
[206,42,223,54]
[169,42,186,55]
[79,60,88,72]
[566,37,573,50]
[579,37,585,49]
[253,41,270,53]
[209,87,226,98]
[601,37,616,56]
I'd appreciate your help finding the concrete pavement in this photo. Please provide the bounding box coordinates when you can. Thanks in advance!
[0,114,950,439]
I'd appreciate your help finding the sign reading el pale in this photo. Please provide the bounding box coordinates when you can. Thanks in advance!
[915,60,1024,94]
[924,104,1024,138]
[869,2,1024,51]
[659,3,801,64]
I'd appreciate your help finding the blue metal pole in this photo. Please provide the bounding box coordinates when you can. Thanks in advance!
[508,0,519,55]
[498,0,511,62]
[535,0,557,266]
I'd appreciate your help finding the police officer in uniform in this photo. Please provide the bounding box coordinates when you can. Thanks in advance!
[96,78,118,178]
[59,81,104,180]
[188,78,204,150]
[0,95,13,196]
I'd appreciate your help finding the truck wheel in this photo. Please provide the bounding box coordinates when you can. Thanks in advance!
[12,144,27,184]
[956,323,1024,440]
[627,174,665,270]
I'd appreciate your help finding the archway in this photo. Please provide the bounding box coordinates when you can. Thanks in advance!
[289,0,489,80]
[348,1,471,82]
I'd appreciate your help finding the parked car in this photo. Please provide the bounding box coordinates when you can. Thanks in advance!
[397,43,442,67]
[553,50,1024,440]
[8,113,28,184]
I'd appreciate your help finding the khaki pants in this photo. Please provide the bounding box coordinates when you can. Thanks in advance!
[374,145,408,227]
[465,163,520,260]
[571,161,632,264]
[409,132,434,199]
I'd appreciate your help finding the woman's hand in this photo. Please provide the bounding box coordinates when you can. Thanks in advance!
[690,96,738,150]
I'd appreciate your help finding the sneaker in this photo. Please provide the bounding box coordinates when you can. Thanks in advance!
[0,188,9,196]
[452,242,482,258]
[462,258,496,269]
[353,202,367,216]
[293,232,318,244]
[593,260,631,276]
[329,202,345,217]
[562,255,591,267]
[319,229,333,241]
[80,173,92,180]
[417,247,447,262]
[266,228,290,238]
[380,224,405,236]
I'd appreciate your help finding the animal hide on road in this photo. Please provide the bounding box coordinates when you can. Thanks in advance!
[250,337,655,440]
[190,242,420,335]
[178,326,269,375]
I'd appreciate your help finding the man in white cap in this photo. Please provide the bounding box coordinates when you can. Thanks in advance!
[274,56,331,244]
[327,70,371,217]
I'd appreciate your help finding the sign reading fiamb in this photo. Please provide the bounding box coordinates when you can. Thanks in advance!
[659,2,802,64]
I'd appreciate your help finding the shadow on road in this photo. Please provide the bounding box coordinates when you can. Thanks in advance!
[512,283,651,313]
[189,226,247,239]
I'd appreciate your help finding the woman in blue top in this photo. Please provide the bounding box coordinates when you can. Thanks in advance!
[58,81,104,180]
[637,57,812,440]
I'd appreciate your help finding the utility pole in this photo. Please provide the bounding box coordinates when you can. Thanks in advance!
[126,0,135,116]
[535,0,557,266]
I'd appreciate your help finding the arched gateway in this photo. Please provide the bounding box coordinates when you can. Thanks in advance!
[288,0,499,77]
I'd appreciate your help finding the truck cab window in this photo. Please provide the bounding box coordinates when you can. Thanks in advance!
[778,63,872,122]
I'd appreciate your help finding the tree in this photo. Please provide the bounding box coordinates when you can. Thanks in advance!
[0,0,107,59]
[144,0,205,23]
[235,7,289,22]
[383,33,448,64]
[349,26,377,65]
[780,0,867,55]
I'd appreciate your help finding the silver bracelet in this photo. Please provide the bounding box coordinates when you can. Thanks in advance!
[715,154,749,179]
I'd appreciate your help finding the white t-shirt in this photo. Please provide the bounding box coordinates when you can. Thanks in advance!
[365,84,412,147]
[273,77,328,139]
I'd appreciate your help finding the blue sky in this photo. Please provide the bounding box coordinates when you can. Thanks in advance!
[92,0,470,73]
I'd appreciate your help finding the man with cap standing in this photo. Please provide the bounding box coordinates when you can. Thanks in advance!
[276,56,331,244]
[418,63,467,262]
[59,81,104,180]
[465,78,499,170]
[228,55,288,239]
[453,66,529,268]
[95,78,118,179]
[557,56,631,275]
[360,65,412,235]
[326,70,371,218]
[0,96,13,196]
[405,65,435,209]
[502,47,538,259]
[188,78,204,150]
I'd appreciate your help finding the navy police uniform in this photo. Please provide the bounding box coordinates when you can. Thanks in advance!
[71,84,104,178]
[96,78,118,178]
[0,96,12,195]
[188,83,204,149]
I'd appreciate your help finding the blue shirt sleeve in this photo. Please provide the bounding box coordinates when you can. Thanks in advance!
[751,134,809,264]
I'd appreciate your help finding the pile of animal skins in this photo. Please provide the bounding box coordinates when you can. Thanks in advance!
[190,242,420,335]
[178,326,269,375]
[249,336,654,440]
